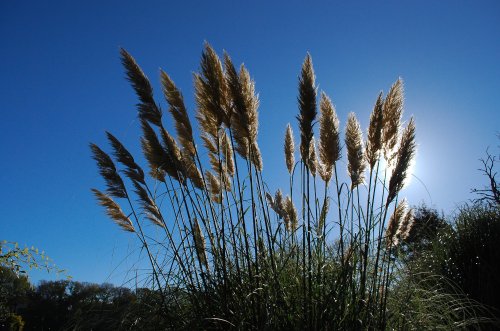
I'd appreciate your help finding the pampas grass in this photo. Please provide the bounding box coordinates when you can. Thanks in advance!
[90,44,489,330]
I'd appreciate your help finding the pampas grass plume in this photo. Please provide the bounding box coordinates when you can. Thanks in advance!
[345,113,366,189]
[297,54,317,163]
[285,124,295,174]
[319,92,340,182]
[366,92,384,169]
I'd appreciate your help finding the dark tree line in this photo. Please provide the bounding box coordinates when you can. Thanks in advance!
[0,269,169,330]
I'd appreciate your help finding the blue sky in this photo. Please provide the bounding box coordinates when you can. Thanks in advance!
[1,0,499,285]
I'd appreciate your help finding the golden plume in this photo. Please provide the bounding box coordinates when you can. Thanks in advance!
[297,54,317,164]
[130,180,165,228]
[266,189,286,219]
[285,124,295,174]
[345,113,366,189]
[251,141,263,172]
[396,207,414,242]
[193,218,209,270]
[140,120,169,182]
[386,199,407,247]
[160,70,195,156]
[308,137,318,176]
[318,92,340,182]
[181,150,204,189]
[225,53,262,171]
[195,43,230,131]
[382,78,404,166]
[221,130,235,177]
[92,189,135,232]
[206,170,222,204]
[106,132,145,185]
[160,127,186,183]
[90,143,127,198]
[386,118,416,206]
[120,49,162,126]
[284,196,298,232]
[365,92,384,169]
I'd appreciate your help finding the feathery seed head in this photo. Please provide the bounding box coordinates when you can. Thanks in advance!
[221,131,235,176]
[181,150,204,189]
[285,124,295,174]
[161,70,195,156]
[319,92,341,181]
[275,189,285,215]
[345,113,367,189]
[225,53,261,171]
[308,137,318,176]
[318,162,330,182]
[120,48,162,126]
[238,65,259,142]
[265,192,274,207]
[366,92,384,169]
[160,127,186,183]
[386,117,416,206]
[386,199,407,247]
[193,218,208,270]
[92,189,135,232]
[206,170,222,204]
[297,54,317,163]
[383,78,404,166]
[284,196,298,232]
[131,181,165,228]
[251,141,263,172]
[106,132,145,185]
[140,120,168,182]
[195,43,230,129]
[90,143,127,198]
[396,207,414,242]
[266,191,284,219]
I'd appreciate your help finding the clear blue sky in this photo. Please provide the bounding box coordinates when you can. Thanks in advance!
[1,0,499,285]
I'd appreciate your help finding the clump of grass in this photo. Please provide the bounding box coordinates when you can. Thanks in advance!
[89,43,466,329]
[388,272,498,330]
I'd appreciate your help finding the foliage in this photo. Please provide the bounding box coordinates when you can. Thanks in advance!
[0,273,172,330]
[0,266,31,329]
[0,241,64,278]
[388,272,496,330]
[407,204,500,328]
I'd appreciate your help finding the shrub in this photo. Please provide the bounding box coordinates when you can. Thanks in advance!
[405,204,500,328]
[439,206,499,311]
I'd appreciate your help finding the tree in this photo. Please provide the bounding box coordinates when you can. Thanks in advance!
[0,266,31,330]
[399,204,449,259]
[472,143,499,206]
